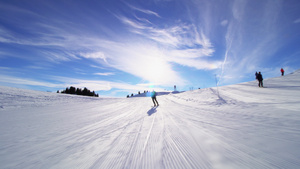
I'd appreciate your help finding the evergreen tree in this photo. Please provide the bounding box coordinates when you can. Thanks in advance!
[76,88,82,95]
[69,86,76,94]
[65,87,70,94]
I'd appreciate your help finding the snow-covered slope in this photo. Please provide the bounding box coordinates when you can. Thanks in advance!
[1,70,300,169]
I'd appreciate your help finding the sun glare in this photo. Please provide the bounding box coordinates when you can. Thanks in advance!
[143,57,171,85]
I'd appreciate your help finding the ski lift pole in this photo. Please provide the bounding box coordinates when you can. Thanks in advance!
[215,74,220,98]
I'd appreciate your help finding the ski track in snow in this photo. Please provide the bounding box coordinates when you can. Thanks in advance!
[1,71,300,168]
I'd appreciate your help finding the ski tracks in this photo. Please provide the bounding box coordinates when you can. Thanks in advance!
[36,98,148,169]
[122,106,165,169]
[101,103,166,169]
[91,98,165,169]
[160,97,212,169]
[160,94,300,169]
[49,101,143,168]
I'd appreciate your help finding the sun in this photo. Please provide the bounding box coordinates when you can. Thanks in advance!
[142,57,172,85]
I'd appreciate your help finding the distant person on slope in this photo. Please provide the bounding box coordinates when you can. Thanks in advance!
[281,68,285,76]
[257,72,263,87]
[255,72,258,80]
[151,90,159,107]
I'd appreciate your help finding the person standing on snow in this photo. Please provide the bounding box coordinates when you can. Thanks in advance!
[151,90,159,106]
[281,68,284,76]
[257,72,263,87]
[255,72,258,80]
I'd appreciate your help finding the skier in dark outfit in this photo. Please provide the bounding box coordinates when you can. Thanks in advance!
[151,91,159,106]
[257,72,263,87]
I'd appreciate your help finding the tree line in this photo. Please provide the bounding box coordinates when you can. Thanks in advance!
[127,90,148,98]
[58,86,99,97]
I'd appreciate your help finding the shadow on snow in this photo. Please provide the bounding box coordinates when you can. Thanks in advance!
[147,107,157,116]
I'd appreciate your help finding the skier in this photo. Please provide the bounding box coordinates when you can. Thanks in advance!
[151,90,159,107]
[281,68,284,76]
[257,72,263,87]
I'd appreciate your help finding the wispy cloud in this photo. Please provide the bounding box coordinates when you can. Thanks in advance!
[221,20,228,26]
[90,65,105,69]
[1,0,298,95]
[126,3,160,18]
[0,74,148,93]
[294,18,300,23]
[80,52,108,63]
[0,66,11,70]
[59,6,219,86]
[101,42,186,86]
[116,12,219,72]
[51,76,149,92]
[94,72,115,76]
[1,1,221,89]
[26,66,47,70]
[118,15,213,49]
[0,75,63,88]
[218,0,286,84]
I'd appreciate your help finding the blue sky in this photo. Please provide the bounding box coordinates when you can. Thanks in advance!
[1,0,300,97]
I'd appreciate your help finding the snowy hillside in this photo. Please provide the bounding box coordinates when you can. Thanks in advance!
[1,70,300,169]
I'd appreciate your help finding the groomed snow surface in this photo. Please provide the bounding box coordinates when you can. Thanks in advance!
[1,70,300,169]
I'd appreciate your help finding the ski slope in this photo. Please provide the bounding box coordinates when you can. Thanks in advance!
[1,70,300,169]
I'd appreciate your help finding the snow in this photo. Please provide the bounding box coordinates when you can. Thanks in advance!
[1,70,300,169]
